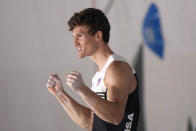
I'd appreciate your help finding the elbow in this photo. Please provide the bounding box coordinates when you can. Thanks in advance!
[112,116,124,125]
[110,111,124,125]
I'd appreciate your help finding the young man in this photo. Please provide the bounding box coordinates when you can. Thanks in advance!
[47,8,140,131]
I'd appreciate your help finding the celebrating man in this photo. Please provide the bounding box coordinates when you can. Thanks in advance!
[47,8,140,131]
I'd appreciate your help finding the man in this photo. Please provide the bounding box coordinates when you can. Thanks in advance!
[47,8,140,131]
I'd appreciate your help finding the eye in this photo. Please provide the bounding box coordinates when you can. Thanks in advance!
[72,33,83,40]
[77,34,82,38]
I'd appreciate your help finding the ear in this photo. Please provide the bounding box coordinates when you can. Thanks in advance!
[95,31,103,42]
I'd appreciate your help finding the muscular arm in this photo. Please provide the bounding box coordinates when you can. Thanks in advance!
[47,74,93,131]
[77,61,137,125]
[55,91,93,131]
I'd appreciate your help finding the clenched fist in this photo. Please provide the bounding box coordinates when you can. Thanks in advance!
[47,74,64,96]
[66,71,86,92]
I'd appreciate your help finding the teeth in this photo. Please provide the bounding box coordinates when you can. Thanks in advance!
[77,48,81,51]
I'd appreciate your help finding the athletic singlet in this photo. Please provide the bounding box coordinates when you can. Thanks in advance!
[91,53,140,131]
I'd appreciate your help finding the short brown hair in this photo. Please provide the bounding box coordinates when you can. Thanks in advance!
[68,8,111,44]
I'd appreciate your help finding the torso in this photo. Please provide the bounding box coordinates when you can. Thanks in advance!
[91,53,140,131]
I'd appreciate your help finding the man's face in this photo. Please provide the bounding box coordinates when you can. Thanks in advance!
[72,26,97,58]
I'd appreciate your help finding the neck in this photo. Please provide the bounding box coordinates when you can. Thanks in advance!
[90,43,113,72]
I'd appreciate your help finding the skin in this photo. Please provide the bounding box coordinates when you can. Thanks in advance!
[47,25,137,131]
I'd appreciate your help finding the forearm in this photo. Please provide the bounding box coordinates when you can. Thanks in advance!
[56,90,93,130]
[64,71,126,125]
[78,87,124,125]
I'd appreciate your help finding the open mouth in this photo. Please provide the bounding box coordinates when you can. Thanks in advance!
[77,48,82,51]
[76,47,82,51]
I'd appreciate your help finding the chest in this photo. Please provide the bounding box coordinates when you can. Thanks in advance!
[91,72,107,99]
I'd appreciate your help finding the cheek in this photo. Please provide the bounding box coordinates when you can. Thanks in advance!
[78,38,83,43]
[89,42,97,52]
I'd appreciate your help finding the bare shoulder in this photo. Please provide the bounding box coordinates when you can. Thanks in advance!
[106,61,134,81]
[105,61,137,93]
[107,61,133,75]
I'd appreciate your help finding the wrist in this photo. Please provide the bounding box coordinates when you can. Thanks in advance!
[56,92,63,96]
[55,90,65,97]
[77,84,88,94]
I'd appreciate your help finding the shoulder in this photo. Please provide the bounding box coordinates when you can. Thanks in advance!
[106,61,134,79]
[105,61,136,91]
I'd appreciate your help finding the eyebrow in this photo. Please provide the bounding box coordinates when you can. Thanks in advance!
[72,33,82,36]
[72,31,87,36]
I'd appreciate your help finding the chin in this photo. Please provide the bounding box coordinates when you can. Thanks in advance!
[77,52,88,59]
[78,55,84,59]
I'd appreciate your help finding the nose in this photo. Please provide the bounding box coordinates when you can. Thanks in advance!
[74,38,79,47]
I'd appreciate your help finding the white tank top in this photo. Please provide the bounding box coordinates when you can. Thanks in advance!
[91,53,136,99]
